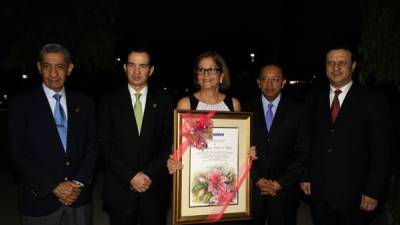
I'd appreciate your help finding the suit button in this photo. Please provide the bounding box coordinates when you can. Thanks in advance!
[64,177,69,181]
[327,148,334,153]
[330,128,335,133]
[65,161,70,166]
[266,138,271,142]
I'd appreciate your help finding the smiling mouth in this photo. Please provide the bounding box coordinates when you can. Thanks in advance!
[132,76,142,80]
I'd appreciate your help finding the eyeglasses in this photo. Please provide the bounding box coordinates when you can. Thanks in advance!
[259,77,283,83]
[196,67,221,75]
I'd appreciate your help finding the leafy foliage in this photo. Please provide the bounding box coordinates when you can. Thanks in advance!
[359,0,400,84]
[387,175,400,225]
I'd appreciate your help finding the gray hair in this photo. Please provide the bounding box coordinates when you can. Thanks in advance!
[38,43,72,64]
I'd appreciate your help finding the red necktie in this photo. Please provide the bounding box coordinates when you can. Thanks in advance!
[330,90,342,123]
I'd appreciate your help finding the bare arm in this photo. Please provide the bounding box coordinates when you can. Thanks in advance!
[232,97,241,112]
[176,97,191,110]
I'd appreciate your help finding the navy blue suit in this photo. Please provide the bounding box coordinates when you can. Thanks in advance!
[8,86,97,217]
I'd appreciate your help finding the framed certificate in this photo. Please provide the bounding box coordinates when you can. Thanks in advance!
[172,110,253,224]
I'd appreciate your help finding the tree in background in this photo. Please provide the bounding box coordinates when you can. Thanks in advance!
[359,0,400,224]
[359,0,400,85]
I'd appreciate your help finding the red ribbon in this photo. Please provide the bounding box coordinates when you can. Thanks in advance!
[205,158,253,223]
[172,111,253,223]
[172,111,215,160]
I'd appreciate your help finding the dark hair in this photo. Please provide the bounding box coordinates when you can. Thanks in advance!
[124,46,153,65]
[325,43,358,62]
[258,61,285,79]
[194,50,230,90]
[38,43,71,64]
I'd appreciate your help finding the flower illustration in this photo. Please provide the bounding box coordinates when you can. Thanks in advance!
[191,165,237,205]
[181,112,215,150]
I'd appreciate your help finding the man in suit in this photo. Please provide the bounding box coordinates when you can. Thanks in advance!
[7,43,97,225]
[97,46,173,225]
[300,45,393,225]
[243,63,308,225]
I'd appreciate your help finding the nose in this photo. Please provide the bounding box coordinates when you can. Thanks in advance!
[133,65,140,74]
[50,66,58,77]
[333,63,340,71]
[203,70,212,76]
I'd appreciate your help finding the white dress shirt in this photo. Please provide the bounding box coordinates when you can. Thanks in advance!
[329,81,353,106]
[42,83,68,119]
[128,84,148,113]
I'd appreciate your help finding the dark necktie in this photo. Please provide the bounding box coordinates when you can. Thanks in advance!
[53,94,67,151]
[265,103,274,131]
[330,90,342,123]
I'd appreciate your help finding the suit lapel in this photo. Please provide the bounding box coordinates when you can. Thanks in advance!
[321,86,332,124]
[254,97,269,134]
[141,88,158,137]
[335,84,358,124]
[35,87,66,155]
[120,87,140,137]
[65,90,79,154]
[269,96,287,133]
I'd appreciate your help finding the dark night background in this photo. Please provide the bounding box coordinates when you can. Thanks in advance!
[0,0,365,101]
[1,0,399,224]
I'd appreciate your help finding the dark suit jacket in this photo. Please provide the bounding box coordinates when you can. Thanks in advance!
[244,94,308,191]
[304,83,393,212]
[7,86,97,217]
[97,86,173,208]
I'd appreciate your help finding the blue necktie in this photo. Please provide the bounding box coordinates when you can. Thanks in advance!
[53,94,67,152]
[265,103,274,131]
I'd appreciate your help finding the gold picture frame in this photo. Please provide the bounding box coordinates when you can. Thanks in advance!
[172,110,253,224]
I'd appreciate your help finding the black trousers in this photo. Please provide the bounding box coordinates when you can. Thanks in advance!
[250,187,298,225]
[312,202,373,225]
[107,201,163,225]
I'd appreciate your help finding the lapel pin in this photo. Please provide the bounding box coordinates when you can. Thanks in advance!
[75,107,80,112]
[153,104,157,108]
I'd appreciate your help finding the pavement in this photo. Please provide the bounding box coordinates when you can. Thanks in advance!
[0,163,388,225]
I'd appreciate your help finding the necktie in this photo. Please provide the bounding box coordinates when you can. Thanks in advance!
[330,90,342,123]
[53,94,67,151]
[265,103,274,131]
[134,93,143,134]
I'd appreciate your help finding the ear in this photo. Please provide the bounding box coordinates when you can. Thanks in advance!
[257,79,261,88]
[281,79,287,88]
[149,65,154,77]
[67,63,74,76]
[351,61,357,72]
[124,64,128,74]
[219,73,224,83]
[37,62,42,74]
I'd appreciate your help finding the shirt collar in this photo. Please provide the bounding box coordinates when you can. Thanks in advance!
[42,83,66,98]
[128,84,148,97]
[330,80,352,95]
[261,93,281,107]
